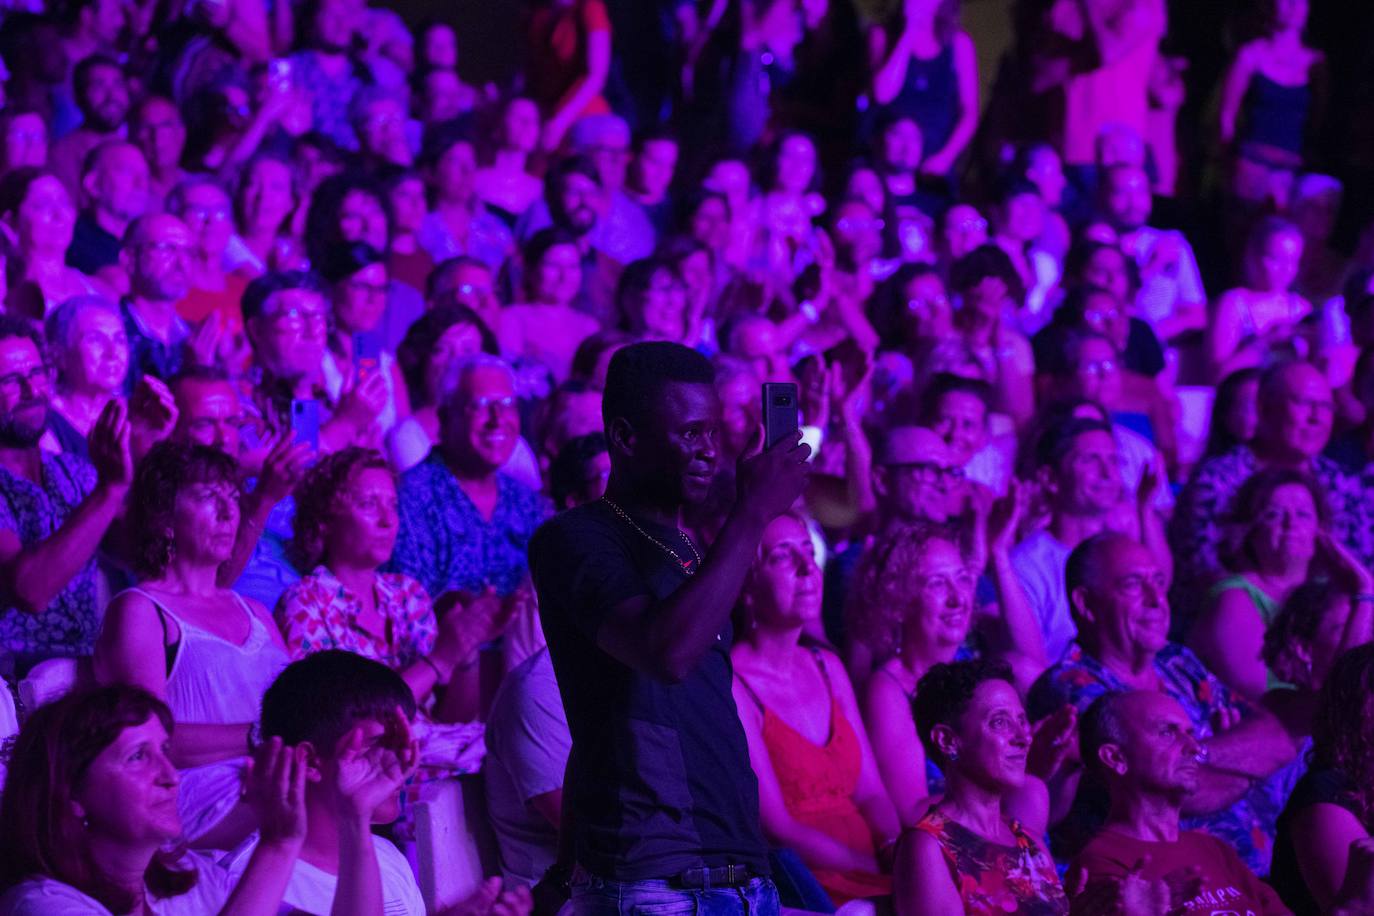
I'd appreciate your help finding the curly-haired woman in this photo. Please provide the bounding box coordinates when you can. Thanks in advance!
[1271,644,1374,914]
[93,443,290,850]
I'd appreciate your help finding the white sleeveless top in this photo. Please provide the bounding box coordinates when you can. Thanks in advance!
[117,587,289,844]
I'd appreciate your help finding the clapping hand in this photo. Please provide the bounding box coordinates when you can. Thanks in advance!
[128,376,179,459]
[1318,531,1374,593]
[986,479,1028,559]
[1026,703,1077,783]
[254,430,314,507]
[244,736,309,849]
[89,398,134,489]
[331,706,419,826]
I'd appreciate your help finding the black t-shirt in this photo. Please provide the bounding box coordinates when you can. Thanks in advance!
[1271,766,1366,915]
[528,500,769,881]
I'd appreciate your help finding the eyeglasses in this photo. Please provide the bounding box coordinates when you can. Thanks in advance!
[263,303,329,325]
[140,240,193,259]
[1083,308,1120,324]
[0,364,52,396]
[886,461,964,483]
[907,295,950,313]
[913,568,976,599]
[182,204,232,223]
[950,216,988,233]
[463,395,517,414]
[1076,358,1118,377]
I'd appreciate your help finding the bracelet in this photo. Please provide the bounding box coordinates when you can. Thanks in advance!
[418,654,450,686]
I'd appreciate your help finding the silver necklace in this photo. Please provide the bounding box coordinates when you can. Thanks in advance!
[601,497,703,575]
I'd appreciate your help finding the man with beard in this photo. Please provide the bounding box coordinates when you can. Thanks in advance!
[49,54,130,197]
[69,139,149,277]
[0,316,132,677]
[119,213,195,388]
[529,342,810,916]
[1070,690,1291,914]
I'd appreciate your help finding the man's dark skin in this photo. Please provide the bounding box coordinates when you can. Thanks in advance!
[597,380,811,683]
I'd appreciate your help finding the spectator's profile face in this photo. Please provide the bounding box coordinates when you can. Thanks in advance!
[328,466,400,569]
[531,242,582,307]
[1024,147,1065,207]
[334,262,389,333]
[72,716,182,845]
[1069,337,1122,407]
[171,476,240,564]
[879,118,922,173]
[133,98,186,173]
[637,268,687,340]
[688,196,730,250]
[445,366,519,471]
[938,679,1031,789]
[386,177,427,235]
[80,64,130,131]
[930,391,986,466]
[240,158,295,233]
[554,172,601,235]
[434,140,477,203]
[338,189,389,252]
[87,145,150,222]
[1079,539,1170,655]
[420,70,465,124]
[177,183,235,259]
[774,134,817,194]
[251,288,329,376]
[65,306,129,394]
[631,380,722,505]
[173,378,244,454]
[1250,228,1303,293]
[499,98,541,152]
[1053,429,1121,513]
[633,139,679,200]
[1271,366,1334,458]
[745,514,820,627]
[2,112,48,170]
[1251,483,1319,567]
[16,175,76,255]
[128,216,193,302]
[903,536,974,647]
[1106,692,1204,796]
[1102,167,1151,231]
[0,336,51,447]
[424,321,486,402]
[902,271,953,341]
[942,205,987,259]
[420,22,458,70]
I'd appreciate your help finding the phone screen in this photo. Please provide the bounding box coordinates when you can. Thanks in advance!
[762,382,800,450]
[290,398,320,450]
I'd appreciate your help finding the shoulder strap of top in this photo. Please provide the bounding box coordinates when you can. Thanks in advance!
[733,669,767,714]
[808,645,835,705]
[120,587,179,676]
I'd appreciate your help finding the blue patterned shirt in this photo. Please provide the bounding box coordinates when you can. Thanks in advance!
[389,452,551,598]
[1028,642,1305,877]
[0,452,100,667]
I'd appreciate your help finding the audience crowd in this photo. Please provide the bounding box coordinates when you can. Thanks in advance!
[4,0,1374,913]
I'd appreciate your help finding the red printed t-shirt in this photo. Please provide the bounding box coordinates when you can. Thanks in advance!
[1069,828,1291,916]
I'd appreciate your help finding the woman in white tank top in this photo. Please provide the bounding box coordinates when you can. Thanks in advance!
[94,443,290,850]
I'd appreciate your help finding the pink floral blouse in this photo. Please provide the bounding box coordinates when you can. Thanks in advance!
[274,566,437,669]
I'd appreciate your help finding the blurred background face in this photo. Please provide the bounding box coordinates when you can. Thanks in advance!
[943,205,987,259]
[634,139,679,200]
[177,183,234,261]
[554,172,601,235]
[845,167,886,215]
[501,98,540,152]
[338,190,388,251]
[1251,483,1319,567]
[328,466,400,569]
[18,176,77,255]
[80,64,130,131]
[423,322,486,403]
[1069,337,1123,407]
[0,336,51,447]
[747,514,821,628]
[1102,167,1152,231]
[880,118,922,173]
[386,177,427,235]
[240,159,295,233]
[689,196,730,249]
[1222,377,1260,445]
[358,98,407,163]
[89,145,150,222]
[444,366,519,470]
[133,98,185,174]
[434,141,476,203]
[174,378,244,454]
[1053,429,1121,514]
[334,263,389,333]
[1080,290,1129,350]
[1271,367,1333,458]
[421,70,466,124]
[833,199,883,266]
[1249,229,1303,293]
[877,429,955,523]
[774,134,816,194]
[65,307,129,394]
[716,370,759,459]
[1025,147,1065,207]
[3,113,48,170]
[1082,246,1132,302]
[930,391,986,466]
[313,0,360,50]
[903,272,953,341]
[1085,540,1170,656]
[421,22,458,70]
[998,191,1045,244]
[251,288,329,376]
[637,267,686,340]
[130,217,193,301]
[531,243,582,306]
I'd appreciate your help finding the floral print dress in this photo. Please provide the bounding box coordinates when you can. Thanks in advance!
[913,810,1069,915]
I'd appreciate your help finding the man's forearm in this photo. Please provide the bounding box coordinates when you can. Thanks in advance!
[1205,712,1296,779]
[3,482,124,614]
[330,818,383,916]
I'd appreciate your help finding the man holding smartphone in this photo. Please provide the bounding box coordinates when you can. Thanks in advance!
[529,342,810,916]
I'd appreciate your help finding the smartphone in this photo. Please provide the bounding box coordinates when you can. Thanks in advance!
[355,333,382,382]
[762,382,800,450]
[290,398,320,450]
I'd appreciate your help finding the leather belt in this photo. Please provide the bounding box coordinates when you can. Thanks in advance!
[669,864,756,889]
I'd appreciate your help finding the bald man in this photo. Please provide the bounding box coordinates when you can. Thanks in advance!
[69,139,150,275]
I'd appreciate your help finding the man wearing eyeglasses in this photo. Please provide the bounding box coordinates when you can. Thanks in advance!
[119,213,196,389]
[0,316,132,678]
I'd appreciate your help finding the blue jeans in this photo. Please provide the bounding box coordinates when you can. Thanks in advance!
[561,873,780,916]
